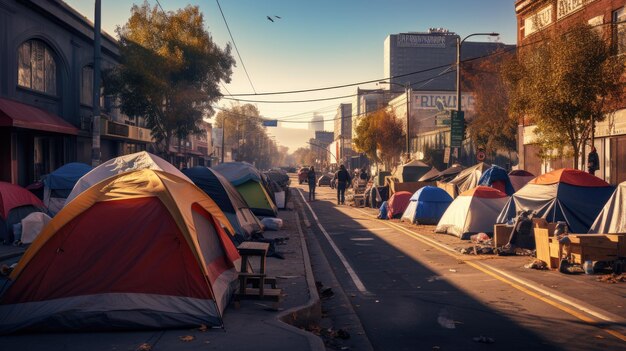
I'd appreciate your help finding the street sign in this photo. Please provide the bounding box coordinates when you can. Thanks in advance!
[443,147,450,163]
[262,119,278,127]
[435,110,451,126]
[477,150,486,162]
[450,110,465,148]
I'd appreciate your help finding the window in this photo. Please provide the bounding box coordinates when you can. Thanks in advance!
[17,40,57,95]
[81,66,93,106]
[613,8,626,55]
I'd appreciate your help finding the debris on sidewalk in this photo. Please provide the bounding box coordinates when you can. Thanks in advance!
[135,343,152,351]
[457,245,494,255]
[524,259,548,270]
[179,335,195,342]
[596,273,626,284]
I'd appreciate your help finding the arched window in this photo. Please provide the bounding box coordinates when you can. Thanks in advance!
[17,39,57,95]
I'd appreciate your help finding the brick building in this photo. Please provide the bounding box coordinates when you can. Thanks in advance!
[515,0,626,184]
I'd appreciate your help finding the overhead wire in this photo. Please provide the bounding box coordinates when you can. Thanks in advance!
[215,0,257,94]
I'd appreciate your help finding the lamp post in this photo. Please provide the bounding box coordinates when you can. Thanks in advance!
[91,0,102,167]
[221,116,226,163]
[378,81,411,159]
[455,32,498,164]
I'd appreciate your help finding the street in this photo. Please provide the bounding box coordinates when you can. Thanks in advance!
[294,181,626,351]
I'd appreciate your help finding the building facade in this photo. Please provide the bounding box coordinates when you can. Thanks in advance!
[333,103,353,164]
[384,29,508,92]
[0,0,152,186]
[515,0,626,184]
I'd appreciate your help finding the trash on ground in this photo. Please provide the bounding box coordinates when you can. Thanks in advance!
[596,274,626,283]
[524,259,548,270]
[179,335,195,342]
[473,336,495,344]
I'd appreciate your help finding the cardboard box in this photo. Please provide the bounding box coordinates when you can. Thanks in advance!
[493,224,513,248]
[535,228,560,269]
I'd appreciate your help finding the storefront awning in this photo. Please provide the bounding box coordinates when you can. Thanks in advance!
[0,98,79,135]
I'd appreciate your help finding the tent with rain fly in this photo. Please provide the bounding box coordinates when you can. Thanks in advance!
[386,191,412,219]
[401,186,453,225]
[182,166,263,241]
[478,165,515,195]
[496,169,614,233]
[0,182,46,244]
[509,170,535,192]
[417,167,441,182]
[393,160,431,182]
[589,182,626,234]
[436,186,509,239]
[436,163,465,182]
[213,162,278,217]
[448,162,491,197]
[43,162,92,215]
[66,151,190,204]
[0,169,240,333]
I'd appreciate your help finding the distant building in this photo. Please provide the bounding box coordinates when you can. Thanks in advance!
[383,29,510,93]
[333,103,353,165]
[0,0,152,185]
[351,88,398,141]
[309,113,324,132]
[515,0,626,184]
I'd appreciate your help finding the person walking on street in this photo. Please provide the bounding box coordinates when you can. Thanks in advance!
[333,164,352,205]
[587,146,599,176]
[307,166,317,201]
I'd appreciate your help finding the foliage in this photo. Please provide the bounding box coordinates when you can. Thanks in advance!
[105,2,234,157]
[353,109,405,169]
[503,23,626,168]
[464,50,518,161]
[291,147,317,167]
[215,103,279,169]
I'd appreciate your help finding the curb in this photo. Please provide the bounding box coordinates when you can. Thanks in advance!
[273,191,325,351]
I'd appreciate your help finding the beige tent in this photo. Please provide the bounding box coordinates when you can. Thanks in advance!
[588,182,626,234]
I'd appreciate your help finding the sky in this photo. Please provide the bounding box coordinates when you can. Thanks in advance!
[65,0,518,152]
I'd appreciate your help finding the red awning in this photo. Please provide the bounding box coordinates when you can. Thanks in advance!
[0,98,79,135]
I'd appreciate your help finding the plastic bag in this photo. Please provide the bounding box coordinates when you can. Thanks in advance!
[261,217,283,231]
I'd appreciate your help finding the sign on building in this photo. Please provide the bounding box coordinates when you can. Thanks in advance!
[524,5,553,36]
[396,34,447,48]
[450,111,465,148]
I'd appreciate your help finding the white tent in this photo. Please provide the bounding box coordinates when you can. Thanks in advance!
[435,186,509,239]
[66,151,191,204]
[20,212,51,244]
[588,182,626,234]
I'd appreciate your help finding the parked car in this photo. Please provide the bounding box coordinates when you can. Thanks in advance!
[298,167,310,184]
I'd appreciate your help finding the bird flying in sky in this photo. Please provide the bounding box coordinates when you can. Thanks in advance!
[266,16,274,22]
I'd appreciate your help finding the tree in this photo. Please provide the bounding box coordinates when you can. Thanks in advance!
[353,109,404,170]
[503,23,626,168]
[291,147,316,167]
[105,2,234,158]
[215,103,278,169]
[464,50,518,162]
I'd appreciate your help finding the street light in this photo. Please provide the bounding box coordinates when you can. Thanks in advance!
[221,116,227,163]
[455,32,499,164]
[378,81,411,158]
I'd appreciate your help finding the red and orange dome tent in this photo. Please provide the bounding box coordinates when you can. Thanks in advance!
[0,182,46,243]
[386,191,413,219]
[496,169,614,233]
[0,169,240,333]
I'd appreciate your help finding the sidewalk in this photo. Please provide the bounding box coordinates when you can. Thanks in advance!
[0,202,324,351]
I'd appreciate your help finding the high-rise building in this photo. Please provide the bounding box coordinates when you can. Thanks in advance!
[383,29,508,92]
[309,113,324,131]
[334,103,353,164]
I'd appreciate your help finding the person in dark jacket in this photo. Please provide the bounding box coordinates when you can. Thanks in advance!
[307,166,317,201]
[587,146,599,176]
[333,164,352,205]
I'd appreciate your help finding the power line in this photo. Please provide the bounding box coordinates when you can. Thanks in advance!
[215,0,257,94]
[154,0,165,13]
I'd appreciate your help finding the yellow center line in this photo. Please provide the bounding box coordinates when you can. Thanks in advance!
[353,208,626,342]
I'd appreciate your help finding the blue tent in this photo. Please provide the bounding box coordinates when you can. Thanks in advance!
[401,186,453,225]
[45,163,93,192]
[478,165,515,196]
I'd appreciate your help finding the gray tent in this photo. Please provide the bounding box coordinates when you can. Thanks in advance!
[393,160,431,182]
[588,182,626,234]
[417,167,441,182]
[449,162,491,196]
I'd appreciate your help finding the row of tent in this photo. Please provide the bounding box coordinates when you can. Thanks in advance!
[0,152,288,333]
[382,167,624,239]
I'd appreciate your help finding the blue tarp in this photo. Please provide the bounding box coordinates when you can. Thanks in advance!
[478,165,515,195]
[44,163,92,190]
[377,201,389,220]
[404,186,453,224]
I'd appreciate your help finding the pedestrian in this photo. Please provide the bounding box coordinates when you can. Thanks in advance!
[333,164,352,205]
[307,166,317,201]
[587,146,599,176]
[360,169,368,181]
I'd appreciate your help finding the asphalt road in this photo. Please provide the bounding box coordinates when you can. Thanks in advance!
[295,181,626,351]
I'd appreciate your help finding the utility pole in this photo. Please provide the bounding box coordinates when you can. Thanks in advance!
[221,116,226,163]
[91,0,102,166]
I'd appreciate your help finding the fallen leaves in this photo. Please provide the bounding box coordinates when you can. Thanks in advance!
[179,335,195,342]
[136,343,152,351]
[596,274,626,284]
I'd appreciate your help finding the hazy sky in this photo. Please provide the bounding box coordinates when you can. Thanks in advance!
[65,0,518,152]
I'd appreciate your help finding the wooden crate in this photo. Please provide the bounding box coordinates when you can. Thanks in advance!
[493,224,513,248]
[568,234,620,264]
[534,228,560,269]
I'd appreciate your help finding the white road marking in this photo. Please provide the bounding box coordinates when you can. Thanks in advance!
[297,189,368,293]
